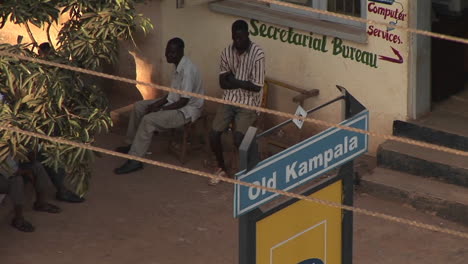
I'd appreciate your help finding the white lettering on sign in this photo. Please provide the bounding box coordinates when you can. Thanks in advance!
[286,162,298,183]
[236,111,369,217]
[286,136,358,183]
[248,172,277,200]
[246,135,359,201]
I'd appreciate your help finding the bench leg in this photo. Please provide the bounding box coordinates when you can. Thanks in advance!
[180,125,191,164]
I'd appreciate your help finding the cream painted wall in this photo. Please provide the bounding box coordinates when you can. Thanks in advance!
[128,0,411,154]
[0,3,163,107]
[0,17,66,47]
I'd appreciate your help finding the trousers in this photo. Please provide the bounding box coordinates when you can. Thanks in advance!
[126,99,190,157]
[0,161,49,206]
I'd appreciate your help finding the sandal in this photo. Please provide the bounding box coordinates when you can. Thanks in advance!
[11,218,35,232]
[208,168,227,186]
[33,202,62,214]
[208,177,221,186]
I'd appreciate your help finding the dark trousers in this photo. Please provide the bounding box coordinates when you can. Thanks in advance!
[0,161,49,206]
[36,155,66,192]
[44,166,65,193]
[0,175,24,206]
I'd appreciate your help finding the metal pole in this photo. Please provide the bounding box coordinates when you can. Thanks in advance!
[239,127,259,172]
[342,90,354,264]
[238,126,258,264]
[256,95,345,139]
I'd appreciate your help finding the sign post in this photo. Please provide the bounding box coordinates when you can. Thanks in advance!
[237,86,368,264]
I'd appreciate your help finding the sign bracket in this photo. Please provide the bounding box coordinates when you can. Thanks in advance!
[238,86,367,264]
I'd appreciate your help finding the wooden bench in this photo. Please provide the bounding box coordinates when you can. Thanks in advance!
[262,77,319,154]
[169,77,319,165]
[168,111,209,164]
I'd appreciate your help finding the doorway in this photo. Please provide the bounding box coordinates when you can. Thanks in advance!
[431,6,468,102]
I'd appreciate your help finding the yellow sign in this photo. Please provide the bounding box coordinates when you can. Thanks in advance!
[256,180,342,264]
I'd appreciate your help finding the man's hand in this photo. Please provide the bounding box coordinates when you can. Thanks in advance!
[220,72,236,90]
[222,72,261,92]
[145,95,169,114]
[226,72,236,82]
[146,103,162,114]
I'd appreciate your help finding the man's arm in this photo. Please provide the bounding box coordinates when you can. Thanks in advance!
[160,98,189,111]
[147,95,189,113]
[219,72,236,90]
[147,94,169,113]
[225,73,262,92]
[219,49,238,90]
[222,51,265,93]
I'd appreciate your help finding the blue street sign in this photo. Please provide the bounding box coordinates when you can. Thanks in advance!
[234,110,369,217]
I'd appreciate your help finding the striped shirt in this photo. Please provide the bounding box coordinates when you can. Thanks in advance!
[220,42,265,107]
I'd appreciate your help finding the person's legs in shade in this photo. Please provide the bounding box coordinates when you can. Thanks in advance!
[232,107,257,148]
[0,161,60,232]
[0,174,34,232]
[233,107,258,169]
[44,165,84,203]
[29,161,61,214]
[209,105,241,185]
[209,107,257,186]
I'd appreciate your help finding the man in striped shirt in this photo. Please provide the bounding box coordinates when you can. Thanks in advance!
[209,20,265,185]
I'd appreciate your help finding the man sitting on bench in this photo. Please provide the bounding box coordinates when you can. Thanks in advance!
[114,38,204,174]
[208,20,266,185]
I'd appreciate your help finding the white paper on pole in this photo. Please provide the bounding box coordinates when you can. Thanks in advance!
[292,105,307,129]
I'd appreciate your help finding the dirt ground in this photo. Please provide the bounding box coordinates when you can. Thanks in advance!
[0,132,467,264]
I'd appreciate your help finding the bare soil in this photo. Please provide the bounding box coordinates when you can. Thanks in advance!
[0,133,467,264]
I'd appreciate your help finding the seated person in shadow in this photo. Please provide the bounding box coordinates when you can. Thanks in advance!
[37,42,84,203]
[0,156,61,232]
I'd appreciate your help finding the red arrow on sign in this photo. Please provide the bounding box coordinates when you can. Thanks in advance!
[379,47,404,64]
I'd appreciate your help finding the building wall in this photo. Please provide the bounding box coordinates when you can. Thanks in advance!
[0,18,64,47]
[0,1,412,155]
[130,0,410,154]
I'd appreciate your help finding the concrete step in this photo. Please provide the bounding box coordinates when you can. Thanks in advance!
[377,140,468,187]
[393,120,468,152]
[361,168,468,226]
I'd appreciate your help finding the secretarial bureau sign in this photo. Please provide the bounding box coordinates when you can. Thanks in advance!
[234,110,369,217]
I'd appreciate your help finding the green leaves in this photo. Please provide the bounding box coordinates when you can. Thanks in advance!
[0,0,60,29]
[0,43,112,195]
[56,0,153,71]
[0,0,152,195]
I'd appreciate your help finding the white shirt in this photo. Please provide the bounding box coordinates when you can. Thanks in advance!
[166,56,204,122]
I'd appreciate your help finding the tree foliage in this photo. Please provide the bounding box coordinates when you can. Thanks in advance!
[0,0,152,194]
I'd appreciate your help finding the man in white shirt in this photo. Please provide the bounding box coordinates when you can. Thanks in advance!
[114,38,204,174]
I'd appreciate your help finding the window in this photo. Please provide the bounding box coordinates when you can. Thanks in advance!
[277,0,362,17]
[209,0,368,43]
[271,0,364,27]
